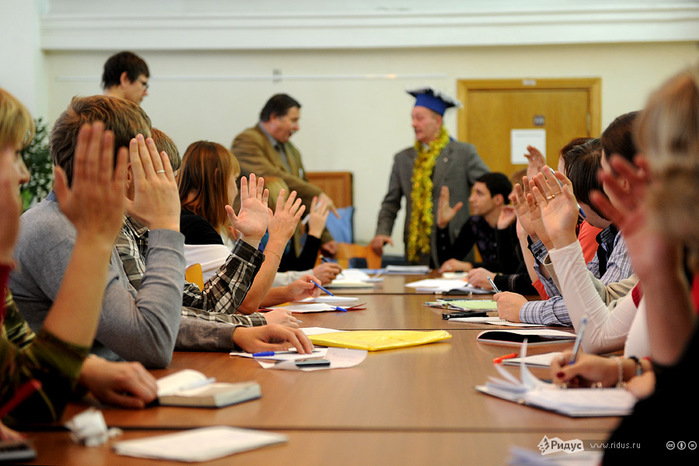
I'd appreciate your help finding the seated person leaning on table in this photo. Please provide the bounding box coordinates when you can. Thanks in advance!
[437,172,523,278]
[9,96,314,371]
[455,169,538,296]
[1,89,156,433]
[494,129,637,327]
[549,65,699,462]
[177,140,321,317]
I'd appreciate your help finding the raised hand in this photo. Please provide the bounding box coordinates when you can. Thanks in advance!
[54,122,128,246]
[307,196,330,238]
[530,167,578,249]
[268,189,305,244]
[318,192,340,219]
[225,173,270,248]
[510,181,536,239]
[124,134,179,231]
[590,155,668,283]
[523,177,553,250]
[436,185,463,229]
[497,205,517,230]
[524,145,547,181]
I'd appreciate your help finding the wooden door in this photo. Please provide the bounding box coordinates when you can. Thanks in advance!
[457,78,601,178]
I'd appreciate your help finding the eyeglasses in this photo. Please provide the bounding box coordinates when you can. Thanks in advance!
[137,79,149,90]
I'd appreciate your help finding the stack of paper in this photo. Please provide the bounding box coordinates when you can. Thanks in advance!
[384,265,430,274]
[405,278,491,294]
[327,269,376,288]
[113,426,287,461]
[425,299,498,311]
[267,302,365,313]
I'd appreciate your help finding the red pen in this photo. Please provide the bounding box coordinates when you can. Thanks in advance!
[0,379,42,419]
[493,353,518,364]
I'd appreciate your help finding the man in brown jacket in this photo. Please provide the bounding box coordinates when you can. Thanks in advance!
[231,94,338,257]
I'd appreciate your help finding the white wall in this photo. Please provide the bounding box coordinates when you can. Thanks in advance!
[43,43,698,254]
[3,0,697,255]
[0,0,48,116]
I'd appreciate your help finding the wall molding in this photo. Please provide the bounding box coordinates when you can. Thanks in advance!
[40,3,699,51]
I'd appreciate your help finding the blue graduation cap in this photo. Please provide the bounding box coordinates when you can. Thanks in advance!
[407,87,462,116]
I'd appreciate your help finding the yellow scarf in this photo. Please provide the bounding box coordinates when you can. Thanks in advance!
[407,126,450,262]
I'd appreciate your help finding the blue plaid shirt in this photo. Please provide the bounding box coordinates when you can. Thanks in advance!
[519,226,633,326]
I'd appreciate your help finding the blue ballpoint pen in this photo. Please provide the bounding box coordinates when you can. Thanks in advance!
[252,349,320,357]
[310,279,335,296]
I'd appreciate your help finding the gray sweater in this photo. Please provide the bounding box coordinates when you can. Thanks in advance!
[9,194,236,368]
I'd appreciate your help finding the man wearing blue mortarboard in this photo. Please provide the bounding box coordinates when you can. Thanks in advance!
[371,87,490,267]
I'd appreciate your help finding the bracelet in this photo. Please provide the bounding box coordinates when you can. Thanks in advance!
[615,357,626,388]
[628,356,644,377]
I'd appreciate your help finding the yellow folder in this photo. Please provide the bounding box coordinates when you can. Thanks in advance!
[309,330,452,351]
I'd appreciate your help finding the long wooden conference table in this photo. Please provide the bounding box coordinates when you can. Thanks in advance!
[19,273,621,464]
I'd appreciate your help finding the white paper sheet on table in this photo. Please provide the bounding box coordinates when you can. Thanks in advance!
[269,303,348,313]
[230,348,329,361]
[296,296,360,305]
[447,316,542,327]
[230,347,366,371]
[405,278,490,294]
[259,347,366,371]
[112,426,287,462]
[327,269,376,288]
[384,265,430,274]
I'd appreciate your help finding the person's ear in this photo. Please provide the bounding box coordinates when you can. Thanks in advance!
[125,162,134,196]
[119,71,131,87]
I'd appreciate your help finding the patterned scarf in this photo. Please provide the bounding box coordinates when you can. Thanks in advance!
[407,126,450,262]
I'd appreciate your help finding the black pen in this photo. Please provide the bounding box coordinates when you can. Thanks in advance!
[442,310,488,320]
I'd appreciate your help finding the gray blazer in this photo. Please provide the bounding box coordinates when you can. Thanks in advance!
[375,140,490,266]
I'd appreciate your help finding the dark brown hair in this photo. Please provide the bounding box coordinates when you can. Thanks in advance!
[50,95,151,185]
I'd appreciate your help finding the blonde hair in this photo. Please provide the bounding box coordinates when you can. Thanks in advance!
[638,65,699,265]
[0,87,35,149]
[636,65,699,172]
[151,128,181,172]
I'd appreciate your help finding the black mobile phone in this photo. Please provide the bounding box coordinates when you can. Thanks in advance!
[442,310,488,320]
[295,359,331,367]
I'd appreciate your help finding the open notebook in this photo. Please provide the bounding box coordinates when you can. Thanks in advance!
[475,343,637,417]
